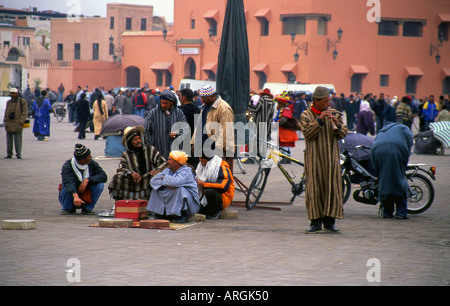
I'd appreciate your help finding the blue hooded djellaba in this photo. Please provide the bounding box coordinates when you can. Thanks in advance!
[370,122,413,201]
[32,96,52,139]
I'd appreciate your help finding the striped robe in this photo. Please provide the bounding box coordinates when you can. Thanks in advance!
[108,145,166,200]
[300,108,348,220]
[144,105,187,160]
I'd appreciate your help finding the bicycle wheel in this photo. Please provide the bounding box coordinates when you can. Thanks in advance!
[245,167,271,210]
[233,156,261,193]
[407,173,434,214]
[342,173,351,204]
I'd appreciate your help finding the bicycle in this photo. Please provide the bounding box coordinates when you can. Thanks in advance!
[245,142,305,210]
[53,102,67,122]
[233,152,261,195]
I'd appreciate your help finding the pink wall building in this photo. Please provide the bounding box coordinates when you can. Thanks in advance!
[119,0,450,98]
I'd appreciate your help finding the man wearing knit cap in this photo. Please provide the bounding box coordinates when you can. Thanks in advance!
[300,86,348,233]
[192,84,235,171]
[147,150,199,223]
[59,144,107,215]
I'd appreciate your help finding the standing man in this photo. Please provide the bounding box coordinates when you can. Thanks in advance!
[59,144,107,215]
[247,88,275,146]
[179,88,201,168]
[300,86,348,233]
[4,88,28,159]
[144,89,187,160]
[76,92,91,140]
[58,83,65,102]
[373,93,386,133]
[192,85,235,171]
[422,95,439,131]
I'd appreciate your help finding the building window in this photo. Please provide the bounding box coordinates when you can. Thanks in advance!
[165,71,172,87]
[74,43,80,60]
[380,74,389,87]
[403,22,423,37]
[208,19,217,36]
[259,18,269,36]
[282,17,306,35]
[156,71,163,86]
[406,76,419,94]
[57,43,63,60]
[207,70,216,81]
[351,74,364,93]
[442,77,450,95]
[438,22,449,41]
[141,18,147,30]
[256,72,267,89]
[92,43,99,60]
[110,16,114,29]
[378,20,399,36]
[286,72,296,84]
[317,17,328,35]
[191,19,195,29]
[126,17,132,30]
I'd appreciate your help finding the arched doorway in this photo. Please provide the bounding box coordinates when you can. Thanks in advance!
[184,57,196,79]
[126,66,140,87]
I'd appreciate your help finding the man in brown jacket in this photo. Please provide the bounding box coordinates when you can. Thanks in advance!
[4,88,28,159]
[192,85,235,171]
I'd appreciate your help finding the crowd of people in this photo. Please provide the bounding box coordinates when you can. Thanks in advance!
[56,85,236,223]
[4,82,449,231]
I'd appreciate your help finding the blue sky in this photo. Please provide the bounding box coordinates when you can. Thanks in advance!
[2,0,174,22]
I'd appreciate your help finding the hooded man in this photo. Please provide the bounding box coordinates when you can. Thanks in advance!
[144,89,188,160]
[108,126,167,201]
[32,89,52,141]
[147,150,200,223]
[59,144,107,215]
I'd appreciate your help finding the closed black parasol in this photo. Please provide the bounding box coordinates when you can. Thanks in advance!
[216,0,250,131]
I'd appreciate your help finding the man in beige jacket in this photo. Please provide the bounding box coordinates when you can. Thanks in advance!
[4,88,28,159]
[192,85,235,171]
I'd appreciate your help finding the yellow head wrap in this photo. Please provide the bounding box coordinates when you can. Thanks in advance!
[169,151,188,165]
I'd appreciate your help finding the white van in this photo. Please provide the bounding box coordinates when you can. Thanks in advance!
[263,83,336,96]
[178,79,216,92]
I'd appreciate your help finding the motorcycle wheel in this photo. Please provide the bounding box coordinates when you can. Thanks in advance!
[407,173,434,214]
[342,173,351,205]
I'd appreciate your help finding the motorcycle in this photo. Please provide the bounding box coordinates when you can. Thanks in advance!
[340,145,436,214]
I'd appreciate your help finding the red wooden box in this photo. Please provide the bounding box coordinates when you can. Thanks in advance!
[114,199,148,221]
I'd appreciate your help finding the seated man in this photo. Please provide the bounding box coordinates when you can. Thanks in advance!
[108,126,167,201]
[59,144,107,215]
[195,154,235,219]
[147,151,200,223]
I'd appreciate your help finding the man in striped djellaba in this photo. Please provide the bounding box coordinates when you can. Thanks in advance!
[300,86,348,233]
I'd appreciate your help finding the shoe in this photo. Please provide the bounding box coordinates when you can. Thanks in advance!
[207,210,222,220]
[383,215,394,219]
[16,156,22,159]
[395,215,409,220]
[173,215,189,223]
[4,155,12,159]
[324,224,340,232]
[81,209,95,215]
[305,224,322,233]
[60,209,76,215]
